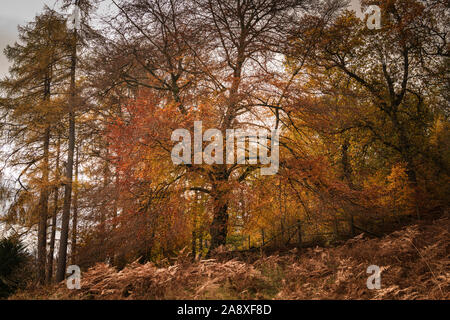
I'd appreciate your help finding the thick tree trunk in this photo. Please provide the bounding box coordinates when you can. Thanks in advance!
[208,199,228,252]
[391,112,418,185]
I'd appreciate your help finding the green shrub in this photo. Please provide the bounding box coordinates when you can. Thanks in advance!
[0,237,29,298]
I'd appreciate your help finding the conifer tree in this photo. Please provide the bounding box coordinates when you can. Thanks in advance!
[0,8,69,284]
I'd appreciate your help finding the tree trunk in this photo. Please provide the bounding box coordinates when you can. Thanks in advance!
[392,113,418,185]
[56,19,78,282]
[37,126,50,284]
[208,199,228,253]
[198,232,203,257]
[99,146,109,262]
[46,135,60,283]
[191,230,196,261]
[71,146,79,265]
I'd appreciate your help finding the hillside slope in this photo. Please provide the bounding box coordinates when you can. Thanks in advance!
[12,214,449,300]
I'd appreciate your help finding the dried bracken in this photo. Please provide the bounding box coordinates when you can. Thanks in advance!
[11,215,449,300]
[274,216,449,300]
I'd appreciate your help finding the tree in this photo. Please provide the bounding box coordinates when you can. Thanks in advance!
[104,0,312,253]
[286,0,449,185]
[56,0,96,282]
[0,8,69,284]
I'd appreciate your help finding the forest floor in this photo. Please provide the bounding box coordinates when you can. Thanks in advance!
[11,213,449,300]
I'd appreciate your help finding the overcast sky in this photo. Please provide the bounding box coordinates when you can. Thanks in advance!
[0,0,363,79]
[0,1,57,77]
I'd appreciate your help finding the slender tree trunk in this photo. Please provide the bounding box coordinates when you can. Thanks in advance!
[37,68,53,285]
[37,126,50,284]
[46,135,60,283]
[191,230,196,261]
[56,15,78,282]
[112,170,119,227]
[101,147,109,243]
[198,231,203,257]
[97,146,110,262]
[71,146,79,265]
[111,169,119,265]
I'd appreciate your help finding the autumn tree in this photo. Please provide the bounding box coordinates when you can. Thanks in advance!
[287,0,449,183]
[55,0,97,282]
[0,8,70,284]
[100,0,313,255]
[282,0,449,225]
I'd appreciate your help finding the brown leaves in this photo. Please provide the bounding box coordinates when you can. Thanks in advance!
[23,214,449,300]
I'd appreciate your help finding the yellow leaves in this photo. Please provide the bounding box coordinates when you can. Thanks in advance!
[387,163,409,186]
[382,163,416,217]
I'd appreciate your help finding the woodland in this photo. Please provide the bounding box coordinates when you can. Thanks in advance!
[0,0,448,300]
